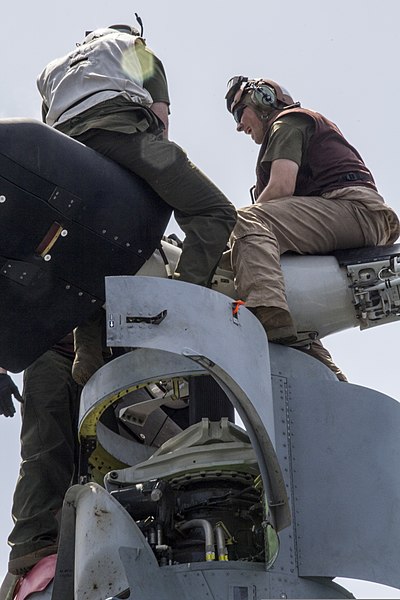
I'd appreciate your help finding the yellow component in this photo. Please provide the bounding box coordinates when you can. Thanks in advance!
[172,378,180,400]
[78,376,183,484]
[89,442,128,483]
[79,382,148,439]
[206,551,216,562]
[215,521,235,545]
[218,554,229,561]
[254,474,263,490]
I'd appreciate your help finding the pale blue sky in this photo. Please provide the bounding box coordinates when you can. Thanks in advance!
[1,1,399,597]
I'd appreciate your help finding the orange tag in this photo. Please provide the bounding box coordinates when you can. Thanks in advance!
[232,300,246,316]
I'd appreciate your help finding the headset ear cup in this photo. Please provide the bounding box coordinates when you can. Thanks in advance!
[250,84,277,109]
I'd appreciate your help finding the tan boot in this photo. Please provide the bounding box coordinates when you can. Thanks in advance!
[72,310,105,386]
[251,306,297,344]
[297,340,348,382]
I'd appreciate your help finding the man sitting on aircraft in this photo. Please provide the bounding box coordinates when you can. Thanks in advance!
[225,77,400,378]
[37,22,237,385]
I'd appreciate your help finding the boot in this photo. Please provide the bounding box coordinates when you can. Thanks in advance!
[250,306,297,344]
[72,309,105,386]
[297,340,348,382]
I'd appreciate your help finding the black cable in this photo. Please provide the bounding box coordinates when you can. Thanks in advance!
[135,12,144,37]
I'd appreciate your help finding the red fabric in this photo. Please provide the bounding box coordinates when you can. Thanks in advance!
[14,554,57,600]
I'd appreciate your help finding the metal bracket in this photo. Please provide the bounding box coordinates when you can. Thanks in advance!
[126,310,167,325]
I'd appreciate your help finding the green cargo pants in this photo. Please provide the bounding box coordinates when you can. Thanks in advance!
[8,350,81,560]
[75,129,237,286]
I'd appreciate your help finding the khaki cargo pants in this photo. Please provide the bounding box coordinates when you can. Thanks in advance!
[231,186,400,310]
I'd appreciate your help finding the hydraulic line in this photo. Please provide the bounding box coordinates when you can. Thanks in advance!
[178,519,216,561]
[215,525,229,561]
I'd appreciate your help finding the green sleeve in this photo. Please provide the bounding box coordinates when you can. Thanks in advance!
[136,43,170,105]
[262,113,314,166]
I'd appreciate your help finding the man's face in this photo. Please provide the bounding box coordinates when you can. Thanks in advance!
[235,105,266,144]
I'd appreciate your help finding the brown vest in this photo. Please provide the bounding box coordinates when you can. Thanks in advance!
[254,108,377,199]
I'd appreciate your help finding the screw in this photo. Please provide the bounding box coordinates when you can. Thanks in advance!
[44,254,51,261]
[0,195,6,203]
[61,229,68,237]
[151,489,163,502]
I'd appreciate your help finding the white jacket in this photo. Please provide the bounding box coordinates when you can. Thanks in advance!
[37,28,153,127]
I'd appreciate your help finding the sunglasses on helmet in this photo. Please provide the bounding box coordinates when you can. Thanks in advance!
[225,75,248,113]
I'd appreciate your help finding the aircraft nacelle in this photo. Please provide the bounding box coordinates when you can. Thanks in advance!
[151,238,400,343]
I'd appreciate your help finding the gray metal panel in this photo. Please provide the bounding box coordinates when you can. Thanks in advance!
[266,575,354,599]
[267,375,297,578]
[268,345,400,590]
[104,276,290,530]
[280,254,356,338]
[96,421,155,466]
[286,378,400,589]
[80,348,205,429]
[266,347,338,581]
[120,559,353,600]
[269,344,338,382]
[174,564,269,600]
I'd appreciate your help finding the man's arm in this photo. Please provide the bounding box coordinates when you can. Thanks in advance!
[256,158,299,204]
[136,41,170,139]
[151,101,169,138]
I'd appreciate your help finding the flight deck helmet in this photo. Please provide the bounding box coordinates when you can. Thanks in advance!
[84,13,144,43]
[83,24,141,43]
[107,24,141,36]
[225,76,296,123]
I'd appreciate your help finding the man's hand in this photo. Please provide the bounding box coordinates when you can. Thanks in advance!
[0,373,23,417]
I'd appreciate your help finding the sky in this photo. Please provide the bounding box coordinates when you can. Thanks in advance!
[0,0,399,597]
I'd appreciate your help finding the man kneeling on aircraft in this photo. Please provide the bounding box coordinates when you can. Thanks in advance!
[225,76,400,380]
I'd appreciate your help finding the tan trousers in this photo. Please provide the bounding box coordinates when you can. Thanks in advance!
[231,186,400,309]
[297,340,348,382]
